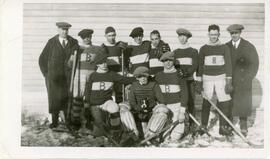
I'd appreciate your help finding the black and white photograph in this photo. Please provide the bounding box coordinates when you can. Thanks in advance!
[0,0,269,158]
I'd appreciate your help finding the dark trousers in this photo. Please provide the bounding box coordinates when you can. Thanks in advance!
[240,117,248,131]
[201,99,231,129]
[186,80,195,124]
[114,82,123,104]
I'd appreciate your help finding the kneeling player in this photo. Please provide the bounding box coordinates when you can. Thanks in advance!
[155,52,188,142]
[129,66,170,140]
[84,52,137,141]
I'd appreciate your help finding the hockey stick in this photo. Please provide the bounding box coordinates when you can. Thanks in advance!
[137,120,180,146]
[189,113,225,141]
[91,121,121,147]
[121,48,126,101]
[66,50,78,124]
[201,92,262,147]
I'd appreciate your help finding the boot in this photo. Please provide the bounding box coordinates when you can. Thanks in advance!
[50,112,59,128]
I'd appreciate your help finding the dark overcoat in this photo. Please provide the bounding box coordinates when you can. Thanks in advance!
[226,38,259,117]
[39,35,79,113]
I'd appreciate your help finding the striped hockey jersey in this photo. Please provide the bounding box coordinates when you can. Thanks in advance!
[197,44,232,80]
[101,43,122,73]
[78,45,101,70]
[155,71,188,106]
[126,41,151,74]
[149,40,170,75]
[84,71,135,106]
[173,47,198,80]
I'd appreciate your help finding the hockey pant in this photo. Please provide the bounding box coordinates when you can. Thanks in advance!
[90,100,121,137]
[166,103,186,141]
[201,98,231,134]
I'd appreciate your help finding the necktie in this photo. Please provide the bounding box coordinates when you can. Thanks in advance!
[233,42,237,49]
[62,40,66,48]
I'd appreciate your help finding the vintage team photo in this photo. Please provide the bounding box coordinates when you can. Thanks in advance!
[21,3,265,148]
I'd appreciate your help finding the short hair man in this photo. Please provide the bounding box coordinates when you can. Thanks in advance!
[196,24,233,136]
[226,24,259,136]
[39,22,79,129]
[101,26,128,103]
[149,30,170,75]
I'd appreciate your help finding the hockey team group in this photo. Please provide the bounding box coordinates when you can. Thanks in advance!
[38,22,259,146]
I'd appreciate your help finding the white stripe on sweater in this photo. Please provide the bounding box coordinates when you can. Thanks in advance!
[130,53,149,64]
[177,57,192,65]
[159,84,181,93]
[204,55,224,66]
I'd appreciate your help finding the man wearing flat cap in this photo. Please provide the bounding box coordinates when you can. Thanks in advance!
[155,52,188,143]
[149,30,170,76]
[39,22,79,129]
[129,66,169,141]
[84,52,137,142]
[125,27,151,75]
[173,28,198,129]
[72,28,106,131]
[101,26,128,104]
[226,24,259,136]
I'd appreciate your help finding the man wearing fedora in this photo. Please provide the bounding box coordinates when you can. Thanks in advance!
[39,22,79,129]
[226,24,259,136]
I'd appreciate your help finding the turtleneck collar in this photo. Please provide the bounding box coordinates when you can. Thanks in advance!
[178,42,190,49]
[164,66,177,73]
[103,42,116,46]
[96,67,108,73]
[207,40,222,46]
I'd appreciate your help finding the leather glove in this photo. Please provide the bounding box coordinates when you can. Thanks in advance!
[195,81,203,94]
[162,43,170,53]
[177,69,185,79]
[116,41,128,50]
[225,78,234,94]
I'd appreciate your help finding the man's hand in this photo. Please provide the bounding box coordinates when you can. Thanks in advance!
[116,41,128,50]
[195,81,203,94]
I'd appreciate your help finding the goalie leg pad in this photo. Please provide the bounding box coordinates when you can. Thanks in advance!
[145,105,169,137]
[120,106,138,135]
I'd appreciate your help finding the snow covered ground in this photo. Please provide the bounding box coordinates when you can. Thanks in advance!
[21,107,264,148]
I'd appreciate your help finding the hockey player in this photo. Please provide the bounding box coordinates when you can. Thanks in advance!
[129,66,170,140]
[125,27,151,75]
[196,24,233,136]
[149,30,170,76]
[84,52,137,141]
[71,29,101,131]
[173,28,198,129]
[155,52,188,142]
[101,26,127,103]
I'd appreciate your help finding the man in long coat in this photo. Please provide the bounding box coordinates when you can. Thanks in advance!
[39,22,79,128]
[226,24,259,136]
